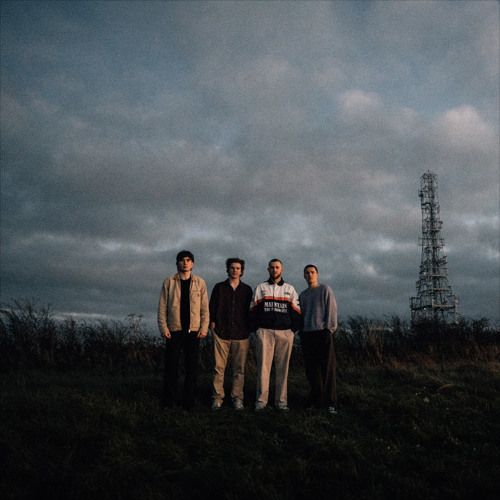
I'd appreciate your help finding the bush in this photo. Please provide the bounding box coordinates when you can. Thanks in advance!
[0,299,57,370]
[1,300,499,373]
[0,301,163,373]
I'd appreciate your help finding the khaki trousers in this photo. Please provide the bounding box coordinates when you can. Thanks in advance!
[255,328,294,408]
[212,333,249,403]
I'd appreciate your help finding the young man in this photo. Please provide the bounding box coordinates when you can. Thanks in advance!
[250,258,301,411]
[209,258,253,410]
[157,250,209,410]
[299,264,338,414]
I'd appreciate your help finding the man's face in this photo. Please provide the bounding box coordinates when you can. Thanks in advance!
[177,257,194,274]
[268,261,283,281]
[304,266,319,287]
[228,263,243,280]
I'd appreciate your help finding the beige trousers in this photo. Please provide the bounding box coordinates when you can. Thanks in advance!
[212,333,249,403]
[255,328,294,408]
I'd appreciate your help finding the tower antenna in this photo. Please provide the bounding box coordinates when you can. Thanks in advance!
[410,171,458,323]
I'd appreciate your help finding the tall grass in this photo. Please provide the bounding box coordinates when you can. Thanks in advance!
[337,315,499,366]
[1,300,498,373]
[0,300,163,372]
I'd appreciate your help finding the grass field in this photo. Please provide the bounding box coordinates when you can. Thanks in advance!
[1,302,499,499]
[1,360,499,500]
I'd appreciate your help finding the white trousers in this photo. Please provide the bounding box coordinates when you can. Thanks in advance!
[255,328,294,408]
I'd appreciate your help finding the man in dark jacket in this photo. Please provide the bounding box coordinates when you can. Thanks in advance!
[209,258,253,410]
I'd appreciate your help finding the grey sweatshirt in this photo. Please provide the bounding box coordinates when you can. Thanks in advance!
[299,284,338,333]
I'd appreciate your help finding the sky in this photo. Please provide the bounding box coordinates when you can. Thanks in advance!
[1,0,499,327]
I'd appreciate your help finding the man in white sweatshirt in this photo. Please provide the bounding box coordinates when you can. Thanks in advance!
[250,258,301,411]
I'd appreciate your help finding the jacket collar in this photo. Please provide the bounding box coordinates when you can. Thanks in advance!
[267,277,285,286]
[224,278,241,288]
[175,273,194,281]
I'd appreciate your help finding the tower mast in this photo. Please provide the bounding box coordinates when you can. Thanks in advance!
[410,172,458,323]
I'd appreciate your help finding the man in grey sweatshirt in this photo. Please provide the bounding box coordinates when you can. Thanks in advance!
[299,264,338,413]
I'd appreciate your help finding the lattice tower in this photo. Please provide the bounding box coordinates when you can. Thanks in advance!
[410,172,458,323]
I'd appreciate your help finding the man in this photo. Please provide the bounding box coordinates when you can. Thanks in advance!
[250,258,301,411]
[209,258,253,411]
[299,264,338,414]
[157,250,209,410]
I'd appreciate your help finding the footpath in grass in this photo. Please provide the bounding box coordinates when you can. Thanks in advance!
[1,362,499,500]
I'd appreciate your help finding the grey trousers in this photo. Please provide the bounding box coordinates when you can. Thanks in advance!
[255,328,294,408]
[212,332,250,403]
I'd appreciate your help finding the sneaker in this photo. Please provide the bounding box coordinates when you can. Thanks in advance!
[233,399,244,410]
[277,405,290,412]
[328,406,338,415]
[211,400,223,411]
[255,403,267,412]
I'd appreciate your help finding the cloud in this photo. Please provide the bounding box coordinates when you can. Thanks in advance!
[339,90,383,119]
[1,1,498,324]
[432,106,496,151]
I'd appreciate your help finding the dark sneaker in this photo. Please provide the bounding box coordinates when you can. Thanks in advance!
[233,399,244,410]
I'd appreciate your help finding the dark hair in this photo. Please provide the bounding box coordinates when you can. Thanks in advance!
[303,264,318,273]
[226,258,245,276]
[268,258,283,267]
[176,250,194,263]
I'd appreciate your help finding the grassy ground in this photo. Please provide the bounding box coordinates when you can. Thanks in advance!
[1,361,499,500]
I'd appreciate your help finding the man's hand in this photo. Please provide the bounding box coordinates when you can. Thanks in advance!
[163,329,171,339]
[197,330,208,339]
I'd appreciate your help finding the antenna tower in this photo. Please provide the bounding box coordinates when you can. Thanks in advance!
[410,171,458,323]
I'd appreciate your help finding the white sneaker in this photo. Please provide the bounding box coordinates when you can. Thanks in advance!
[255,403,266,412]
[277,405,290,412]
[328,406,338,415]
[233,399,244,410]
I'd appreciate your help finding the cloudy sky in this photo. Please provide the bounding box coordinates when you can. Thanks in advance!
[1,1,499,326]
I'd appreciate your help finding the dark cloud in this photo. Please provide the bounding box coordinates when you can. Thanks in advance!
[1,1,498,324]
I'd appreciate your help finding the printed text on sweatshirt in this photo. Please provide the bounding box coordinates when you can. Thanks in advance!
[250,278,301,331]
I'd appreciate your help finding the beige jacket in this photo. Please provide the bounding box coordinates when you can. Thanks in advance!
[157,274,209,335]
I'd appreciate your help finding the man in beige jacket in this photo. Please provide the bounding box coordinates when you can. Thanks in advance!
[158,250,209,409]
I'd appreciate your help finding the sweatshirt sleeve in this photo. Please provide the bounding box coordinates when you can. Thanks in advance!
[298,291,305,331]
[325,286,338,334]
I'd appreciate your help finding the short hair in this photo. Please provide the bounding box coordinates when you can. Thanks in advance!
[303,264,319,273]
[226,258,245,276]
[268,258,283,267]
[176,250,194,263]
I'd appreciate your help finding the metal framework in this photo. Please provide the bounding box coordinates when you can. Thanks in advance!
[410,172,458,323]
